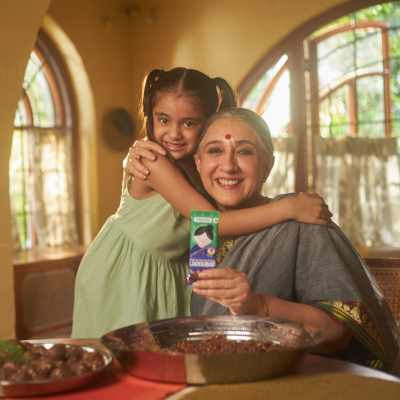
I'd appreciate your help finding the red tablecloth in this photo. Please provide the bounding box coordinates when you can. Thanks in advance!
[5,360,186,400]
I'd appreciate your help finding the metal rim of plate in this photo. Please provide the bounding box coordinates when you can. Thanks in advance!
[0,344,113,398]
[101,315,323,384]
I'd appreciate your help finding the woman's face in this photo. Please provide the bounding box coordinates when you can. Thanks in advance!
[195,118,273,211]
[153,93,208,160]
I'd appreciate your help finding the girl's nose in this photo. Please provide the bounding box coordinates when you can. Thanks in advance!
[169,124,182,139]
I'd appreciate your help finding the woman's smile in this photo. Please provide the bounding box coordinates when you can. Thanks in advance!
[215,178,242,188]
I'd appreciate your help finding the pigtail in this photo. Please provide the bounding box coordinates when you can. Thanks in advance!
[140,69,165,118]
[139,69,165,139]
[213,77,239,110]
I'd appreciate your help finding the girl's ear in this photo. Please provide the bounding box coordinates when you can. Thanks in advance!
[194,154,201,173]
[264,156,275,182]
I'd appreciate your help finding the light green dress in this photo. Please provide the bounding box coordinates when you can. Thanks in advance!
[72,184,192,338]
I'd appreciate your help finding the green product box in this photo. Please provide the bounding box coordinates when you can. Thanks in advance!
[187,210,220,285]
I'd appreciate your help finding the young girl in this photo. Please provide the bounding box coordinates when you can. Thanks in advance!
[72,67,332,338]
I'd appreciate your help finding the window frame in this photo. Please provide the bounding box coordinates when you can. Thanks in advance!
[237,0,385,193]
[12,29,81,249]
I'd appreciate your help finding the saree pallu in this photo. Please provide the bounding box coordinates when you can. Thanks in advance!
[191,194,400,375]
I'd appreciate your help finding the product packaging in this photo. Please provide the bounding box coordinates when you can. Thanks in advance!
[187,210,220,285]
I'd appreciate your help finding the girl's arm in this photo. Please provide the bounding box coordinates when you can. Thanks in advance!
[130,155,332,237]
[193,268,352,354]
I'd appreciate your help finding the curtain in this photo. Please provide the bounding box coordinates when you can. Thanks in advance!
[262,136,298,198]
[28,128,79,248]
[314,136,400,247]
[10,200,21,251]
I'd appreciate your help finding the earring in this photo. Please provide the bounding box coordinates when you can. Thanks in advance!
[262,179,267,182]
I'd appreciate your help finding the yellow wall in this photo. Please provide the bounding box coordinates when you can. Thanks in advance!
[0,0,355,338]
[0,0,52,339]
[48,0,352,225]
[47,0,133,226]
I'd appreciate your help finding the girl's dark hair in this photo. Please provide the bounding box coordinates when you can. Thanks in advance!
[139,68,238,192]
[194,225,214,240]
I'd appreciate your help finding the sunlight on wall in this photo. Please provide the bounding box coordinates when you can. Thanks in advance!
[41,15,98,245]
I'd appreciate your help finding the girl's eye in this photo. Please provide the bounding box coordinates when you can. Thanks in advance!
[184,121,195,127]
[159,118,169,124]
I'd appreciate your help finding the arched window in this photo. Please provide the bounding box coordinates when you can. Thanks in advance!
[241,1,400,247]
[9,31,79,250]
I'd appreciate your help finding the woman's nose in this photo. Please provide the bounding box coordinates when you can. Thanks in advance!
[219,153,236,173]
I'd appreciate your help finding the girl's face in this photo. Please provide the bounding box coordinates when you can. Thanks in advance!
[153,93,208,160]
[195,232,212,248]
[195,118,274,212]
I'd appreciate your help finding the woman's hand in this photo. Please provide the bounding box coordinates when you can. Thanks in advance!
[286,192,333,227]
[193,268,261,316]
[123,139,166,180]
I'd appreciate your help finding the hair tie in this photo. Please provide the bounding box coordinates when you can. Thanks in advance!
[149,68,165,91]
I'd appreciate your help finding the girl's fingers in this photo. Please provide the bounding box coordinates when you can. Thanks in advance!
[128,156,150,179]
[132,139,167,155]
[132,147,157,162]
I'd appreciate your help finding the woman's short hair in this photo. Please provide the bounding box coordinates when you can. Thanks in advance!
[196,108,274,160]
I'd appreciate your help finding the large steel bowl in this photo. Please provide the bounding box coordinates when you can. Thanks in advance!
[101,315,323,384]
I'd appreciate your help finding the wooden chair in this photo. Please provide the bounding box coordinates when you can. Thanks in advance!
[13,245,87,340]
[363,258,400,328]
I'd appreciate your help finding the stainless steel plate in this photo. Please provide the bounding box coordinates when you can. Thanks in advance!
[101,315,323,384]
[0,344,113,398]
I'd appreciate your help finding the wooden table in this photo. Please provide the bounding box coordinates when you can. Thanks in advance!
[28,337,400,400]
[31,338,400,382]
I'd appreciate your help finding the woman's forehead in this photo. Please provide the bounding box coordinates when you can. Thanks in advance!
[203,118,258,143]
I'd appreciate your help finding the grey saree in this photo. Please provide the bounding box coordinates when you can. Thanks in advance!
[191,194,400,375]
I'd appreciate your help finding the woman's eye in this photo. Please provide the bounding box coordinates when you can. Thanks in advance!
[237,149,254,156]
[184,121,195,127]
[159,118,169,124]
[206,147,222,154]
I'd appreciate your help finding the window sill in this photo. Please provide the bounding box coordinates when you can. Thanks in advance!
[13,245,88,266]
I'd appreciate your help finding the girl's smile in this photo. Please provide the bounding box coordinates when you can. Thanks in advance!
[153,94,208,160]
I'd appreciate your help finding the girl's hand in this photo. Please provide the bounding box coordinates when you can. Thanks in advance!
[193,268,260,316]
[123,139,166,180]
[288,192,333,227]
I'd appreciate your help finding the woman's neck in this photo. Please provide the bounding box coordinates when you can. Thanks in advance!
[216,195,269,212]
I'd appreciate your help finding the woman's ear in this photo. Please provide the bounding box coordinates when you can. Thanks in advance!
[263,156,275,182]
[194,154,201,173]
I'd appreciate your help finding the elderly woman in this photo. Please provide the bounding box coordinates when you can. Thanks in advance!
[191,108,400,375]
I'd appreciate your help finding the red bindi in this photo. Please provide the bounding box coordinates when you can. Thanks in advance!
[225,134,231,140]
